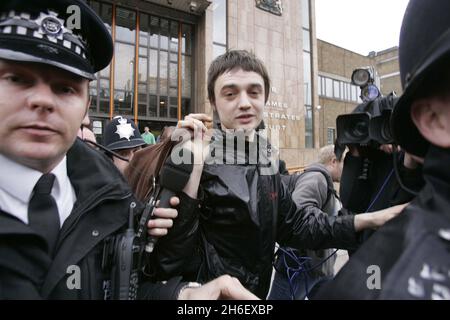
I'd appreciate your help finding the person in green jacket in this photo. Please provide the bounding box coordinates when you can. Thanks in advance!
[142,126,156,145]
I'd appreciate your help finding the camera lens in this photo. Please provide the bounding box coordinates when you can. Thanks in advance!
[336,113,371,145]
[350,120,369,139]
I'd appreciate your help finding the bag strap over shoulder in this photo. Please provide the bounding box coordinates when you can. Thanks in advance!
[303,165,337,209]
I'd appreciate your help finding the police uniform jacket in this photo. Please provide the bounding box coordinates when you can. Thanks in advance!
[0,139,186,299]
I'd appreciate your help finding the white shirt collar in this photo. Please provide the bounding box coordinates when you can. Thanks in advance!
[0,154,67,202]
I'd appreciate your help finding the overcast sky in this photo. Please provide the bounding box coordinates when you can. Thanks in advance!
[315,0,410,56]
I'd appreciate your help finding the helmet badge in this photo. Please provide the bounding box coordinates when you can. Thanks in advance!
[36,11,65,37]
[114,116,135,141]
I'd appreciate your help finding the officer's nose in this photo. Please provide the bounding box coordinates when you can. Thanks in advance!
[27,82,56,113]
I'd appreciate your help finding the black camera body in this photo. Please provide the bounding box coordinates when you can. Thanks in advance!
[336,92,398,146]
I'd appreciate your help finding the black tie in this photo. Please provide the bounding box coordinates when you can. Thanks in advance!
[28,173,60,255]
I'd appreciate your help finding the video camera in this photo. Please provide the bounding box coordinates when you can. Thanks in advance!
[336,66,397,146]
[336,92,398,146]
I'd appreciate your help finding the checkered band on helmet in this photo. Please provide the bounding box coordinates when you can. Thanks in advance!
[0,10,88,60]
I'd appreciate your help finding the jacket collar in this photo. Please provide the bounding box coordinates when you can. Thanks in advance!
[57,138,133,243]
[67,138,131,203]
[423,146,450,189]
[208,129,275,167]
[419,145,450,218]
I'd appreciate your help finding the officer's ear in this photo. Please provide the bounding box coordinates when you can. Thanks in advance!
[411,97,450,148]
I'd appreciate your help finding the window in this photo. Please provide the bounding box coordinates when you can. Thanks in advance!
[305,105,313,148]
[333,80,340,99]
[302,0,310,29]
[213,0,227,58]
[88,2,194,125]
[325,78,332,98]
[352,85,359,102]
[303,29,310,52]
[213,0,226,44]
[327,128,336,145]
[318,76,323,96]
[302,0,313,148]
[303,53,312,105]
[138,12,193,120]
[345,83,350,101]
[88,1,112,114]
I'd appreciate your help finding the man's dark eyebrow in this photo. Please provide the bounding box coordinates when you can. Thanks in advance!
[220,83,263,91]
[220,84,239,92]
[248,83,263,90]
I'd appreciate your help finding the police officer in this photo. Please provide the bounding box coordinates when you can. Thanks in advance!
[316,0,450,299]
[103,116,146,175]
[0,0,257,300]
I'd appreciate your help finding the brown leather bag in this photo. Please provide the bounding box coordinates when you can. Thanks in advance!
[125,138,177,202]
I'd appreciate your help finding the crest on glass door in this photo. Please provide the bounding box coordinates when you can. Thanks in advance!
[255,0,283,16]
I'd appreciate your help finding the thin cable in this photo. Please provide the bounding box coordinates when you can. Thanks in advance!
[275,243,335,300]
[366,168,394,212]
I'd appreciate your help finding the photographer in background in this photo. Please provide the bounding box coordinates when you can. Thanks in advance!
[338,91,424,253]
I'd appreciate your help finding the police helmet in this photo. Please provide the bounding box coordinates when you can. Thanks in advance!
[103,116,146,151]
[392,0,450,157]
[0,0,113,79]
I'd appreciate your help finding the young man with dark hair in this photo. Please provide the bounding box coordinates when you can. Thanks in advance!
[158,50,407,298]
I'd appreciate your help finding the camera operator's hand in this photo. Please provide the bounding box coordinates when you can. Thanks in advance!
[379,144,401,154]
[403,151,424,169]
[354,203,409,231]
[348,145,360,157]
[147,196,179,237]
[178,275,259,300]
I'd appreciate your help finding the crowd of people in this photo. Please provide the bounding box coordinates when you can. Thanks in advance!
[1,0,449,300]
